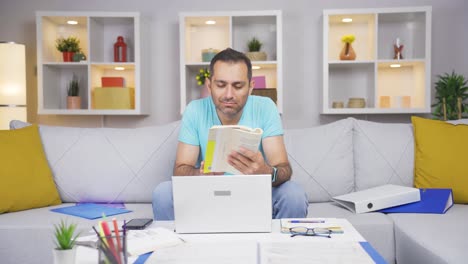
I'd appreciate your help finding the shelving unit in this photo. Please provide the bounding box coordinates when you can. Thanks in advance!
[322,6,431,114]
[179,10,282,114]
[36,11,149,115]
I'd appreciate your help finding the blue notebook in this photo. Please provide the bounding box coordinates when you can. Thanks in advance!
[379,188,453,214]
[51,203,132,219]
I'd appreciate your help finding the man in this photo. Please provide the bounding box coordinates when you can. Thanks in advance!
[152,48,308,220]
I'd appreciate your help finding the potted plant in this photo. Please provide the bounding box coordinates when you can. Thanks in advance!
[246,37,267,61]
[53,220,80,264]
[340,34,356,60]
[432,71,468,120]
[195,68,210,98]
[67,74,81,109]
[55,36,81,62]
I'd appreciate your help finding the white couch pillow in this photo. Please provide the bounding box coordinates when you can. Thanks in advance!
[284,118,354,202]
[353,119,414,191]
[10,120,180,203]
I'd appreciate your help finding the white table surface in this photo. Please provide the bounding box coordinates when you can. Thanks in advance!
[76,218,373,264]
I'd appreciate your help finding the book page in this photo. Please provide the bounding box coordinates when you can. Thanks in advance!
[204,126,263,174]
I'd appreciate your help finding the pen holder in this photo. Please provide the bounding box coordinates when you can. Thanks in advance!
[97,231,127,264]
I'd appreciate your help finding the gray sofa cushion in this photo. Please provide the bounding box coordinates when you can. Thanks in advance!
[353,119,414,191]
[285,118,354,202]
[389,204,468,264]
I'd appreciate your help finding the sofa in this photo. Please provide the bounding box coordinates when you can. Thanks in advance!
[0,117,467,264]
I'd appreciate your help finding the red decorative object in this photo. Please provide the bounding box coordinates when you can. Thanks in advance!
[101,77,125,87]
[394,44,404,60]
[114,36,127,62]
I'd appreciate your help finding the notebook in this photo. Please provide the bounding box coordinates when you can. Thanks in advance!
[172,174,272,233]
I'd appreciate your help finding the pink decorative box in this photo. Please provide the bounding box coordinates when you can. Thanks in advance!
[252,76,266,89]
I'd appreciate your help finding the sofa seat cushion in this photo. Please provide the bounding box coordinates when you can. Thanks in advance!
[307,202,395,264]
[389,204,468,264]
[284,118,354,202]
[0,203,153,264]
[10,120,180,203]
[353,119,414,191]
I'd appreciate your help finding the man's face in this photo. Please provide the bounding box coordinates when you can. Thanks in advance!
[207,61,253,120]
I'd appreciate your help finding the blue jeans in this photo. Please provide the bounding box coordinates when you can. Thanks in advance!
[152,180,309,220]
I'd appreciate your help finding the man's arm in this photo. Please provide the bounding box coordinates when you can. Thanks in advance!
[263,136,292,186]
[227,135,292,187]
[173,142,201,176]
[173,141,224,176]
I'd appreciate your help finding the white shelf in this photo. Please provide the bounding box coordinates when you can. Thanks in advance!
[179,10,283,114]
[36,11,149,115]
[322,6,431,114]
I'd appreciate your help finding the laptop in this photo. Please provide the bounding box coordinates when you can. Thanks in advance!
[172,174,272,234]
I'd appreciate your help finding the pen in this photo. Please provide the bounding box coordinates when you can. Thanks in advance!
[101,221,120,264]
[289,220,325,223]
[112,218,123,264]
[92,226,118,264]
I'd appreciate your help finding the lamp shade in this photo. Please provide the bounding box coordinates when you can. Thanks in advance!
[0,42,26,129]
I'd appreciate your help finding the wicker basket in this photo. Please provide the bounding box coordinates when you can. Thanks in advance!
[246,51,267,61]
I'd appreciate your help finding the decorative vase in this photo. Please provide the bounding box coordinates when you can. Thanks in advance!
[201,48,219,62]
[246,51,267,61]
[67,96,81,109]
[62,52,75,62]
[53,247,77,264]
[339,43,356,60]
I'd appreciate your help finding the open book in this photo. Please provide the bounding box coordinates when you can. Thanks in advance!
[204,125,263,175]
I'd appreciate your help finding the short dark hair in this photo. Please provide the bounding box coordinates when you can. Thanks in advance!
[209,48,252,81]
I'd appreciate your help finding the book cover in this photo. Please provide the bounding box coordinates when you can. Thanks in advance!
[252,76,266,89]
[280,218,344,234]
[379,188,453,214]
[332,184,421,214]
[204,125,263,175]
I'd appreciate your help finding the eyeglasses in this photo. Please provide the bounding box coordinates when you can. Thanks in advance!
[289,227,332,238]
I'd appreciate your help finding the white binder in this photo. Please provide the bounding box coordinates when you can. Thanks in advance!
[332,184,421,213]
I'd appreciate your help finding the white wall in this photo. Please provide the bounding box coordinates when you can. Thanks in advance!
[1,0,467,128]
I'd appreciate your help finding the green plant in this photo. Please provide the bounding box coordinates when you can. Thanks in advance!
[53,220,79,250]
[247,37,263,52]
[67,74,79,96]
[432,71,468,120]
[55,36,81,52]
[195,68,210,86]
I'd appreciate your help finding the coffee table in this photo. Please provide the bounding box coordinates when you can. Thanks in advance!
[76,218,386,263]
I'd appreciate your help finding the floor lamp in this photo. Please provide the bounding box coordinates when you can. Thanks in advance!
[0,42,27,129]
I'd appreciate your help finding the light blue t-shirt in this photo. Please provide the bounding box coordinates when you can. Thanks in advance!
[178,95,283,163]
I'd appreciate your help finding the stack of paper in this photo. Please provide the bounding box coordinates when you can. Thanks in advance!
[76,227,184,256]
[126,227,184,256]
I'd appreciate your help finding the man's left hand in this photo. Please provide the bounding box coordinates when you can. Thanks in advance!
[227,147,270,175]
